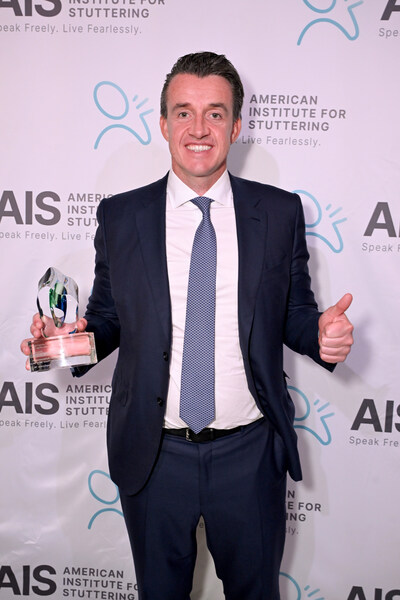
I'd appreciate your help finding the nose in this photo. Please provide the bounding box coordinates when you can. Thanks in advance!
[189,114,209,138]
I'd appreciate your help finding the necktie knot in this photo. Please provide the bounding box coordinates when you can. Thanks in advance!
[191,196,213,217]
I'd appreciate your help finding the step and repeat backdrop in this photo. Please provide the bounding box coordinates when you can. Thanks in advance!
[1,1,399,598]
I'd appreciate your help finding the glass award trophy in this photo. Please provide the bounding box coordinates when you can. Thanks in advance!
[28,267,97,372]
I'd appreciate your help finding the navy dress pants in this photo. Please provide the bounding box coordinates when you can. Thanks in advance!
[119,418,287,600]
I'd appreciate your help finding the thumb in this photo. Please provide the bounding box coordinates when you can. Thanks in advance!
[329,293,353,318]
[75,318,88,332]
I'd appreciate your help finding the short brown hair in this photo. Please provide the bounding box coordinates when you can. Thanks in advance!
[160,52,244,122]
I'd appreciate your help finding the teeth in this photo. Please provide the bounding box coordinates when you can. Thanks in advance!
[186,145,211,152]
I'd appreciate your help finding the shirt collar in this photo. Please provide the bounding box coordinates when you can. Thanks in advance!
[167,170,232,209]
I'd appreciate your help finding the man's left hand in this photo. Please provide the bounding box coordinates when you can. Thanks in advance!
[318,293,354,364]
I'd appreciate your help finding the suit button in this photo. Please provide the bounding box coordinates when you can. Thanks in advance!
[157,397,164,407]
[163,352,168,362]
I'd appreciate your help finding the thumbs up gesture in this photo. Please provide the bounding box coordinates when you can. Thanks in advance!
[318,293,354,363]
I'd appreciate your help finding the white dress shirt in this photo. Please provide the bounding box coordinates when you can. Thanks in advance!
[164,170,262,429]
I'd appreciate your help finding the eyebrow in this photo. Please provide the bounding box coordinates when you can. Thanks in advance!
[172,102,229,113]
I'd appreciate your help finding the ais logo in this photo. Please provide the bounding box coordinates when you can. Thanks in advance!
[0,382,60,415]
[0,191,61,225]
[381,0,400,20]
[351,399,400,434]
[0,0,61,16]
[0,565,56,596]
[364,203,400,238]
[348,587,400,599]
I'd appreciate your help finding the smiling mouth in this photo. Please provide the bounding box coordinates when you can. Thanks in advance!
[186,145,212,152]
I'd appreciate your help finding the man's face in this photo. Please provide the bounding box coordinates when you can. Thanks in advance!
[160,73,241,193]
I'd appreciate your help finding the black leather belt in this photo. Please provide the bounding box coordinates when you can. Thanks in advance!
[163,425,243,443]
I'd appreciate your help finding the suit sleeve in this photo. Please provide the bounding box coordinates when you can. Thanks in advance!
[284,195,335,372]
[73,201,121,377]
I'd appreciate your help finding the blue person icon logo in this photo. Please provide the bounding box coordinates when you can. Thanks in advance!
[294,189,347,254]
[94,81,154,149]
[280,572,326,600]
[88,469,123,529]
[297,0,363,45]
[289,385,335,446]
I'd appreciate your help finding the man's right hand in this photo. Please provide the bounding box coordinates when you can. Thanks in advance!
[20,313,88,370]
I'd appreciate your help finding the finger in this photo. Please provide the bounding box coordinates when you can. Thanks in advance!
[320,341,353,356]
[20,338,31,355]
[320,334,354,350]
[30,325,44,338]
[75,318,88,332]
[321,319,354,340]
[320,344,352,363]
[30,314,44,338]
[329,293,353,318]
[320,351,351,363]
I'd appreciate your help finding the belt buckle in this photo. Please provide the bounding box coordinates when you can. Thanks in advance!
[185,427,216,442]
[185,428,215,442]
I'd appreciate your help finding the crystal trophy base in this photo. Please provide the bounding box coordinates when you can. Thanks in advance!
[28,332,97,372]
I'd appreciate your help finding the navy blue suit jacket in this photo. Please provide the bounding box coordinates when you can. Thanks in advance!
[77,173,334,495]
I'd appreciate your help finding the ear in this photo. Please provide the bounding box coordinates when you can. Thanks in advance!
[160,116,169,142]
[230,118,242,144]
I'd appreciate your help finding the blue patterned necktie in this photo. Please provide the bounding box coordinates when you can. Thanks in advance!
[180,196,216,434]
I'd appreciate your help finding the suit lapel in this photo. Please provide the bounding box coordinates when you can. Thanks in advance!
[133,173,268,350]
[230,175,268,358]
[135,176,171,342]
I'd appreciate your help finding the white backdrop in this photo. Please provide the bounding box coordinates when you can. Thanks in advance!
[1,1,400,598]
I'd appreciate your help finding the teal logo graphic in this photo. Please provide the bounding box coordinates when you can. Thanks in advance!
[289,385,335,446]
[94,81,154,149]
[88,469,123,529]
[280,572,326,600]
[298,0,363,45]
[294,189,347,253]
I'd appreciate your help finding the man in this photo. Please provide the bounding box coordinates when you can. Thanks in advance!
[22,52,353,599]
